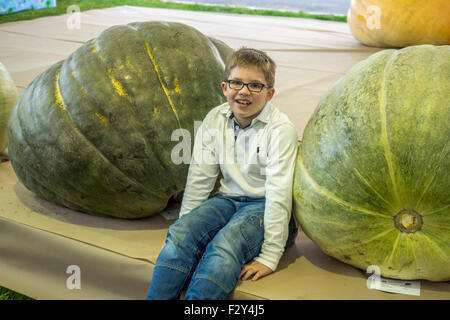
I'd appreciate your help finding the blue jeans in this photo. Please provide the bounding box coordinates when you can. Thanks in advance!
[146,194,298,300]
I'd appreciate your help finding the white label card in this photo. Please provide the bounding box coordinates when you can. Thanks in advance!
[369,277,421,296]
[366,265,421,296]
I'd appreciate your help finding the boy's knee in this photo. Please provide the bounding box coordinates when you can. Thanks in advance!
[167,221,183,242]
[208,215,264,264]
[166,216,211,257]
[168,212,199,239]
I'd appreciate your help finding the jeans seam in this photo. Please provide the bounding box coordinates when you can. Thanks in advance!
[195,274,232,293]
[205,205,227,224]
[157,262,190,274]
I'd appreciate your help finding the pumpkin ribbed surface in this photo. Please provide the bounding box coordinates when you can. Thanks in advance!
[0,62,17,152]
[348,0,450,48]
[293,45,449,281]
[8,21,232,219]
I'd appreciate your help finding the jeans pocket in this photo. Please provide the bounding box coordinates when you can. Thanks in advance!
[240,214,264,263]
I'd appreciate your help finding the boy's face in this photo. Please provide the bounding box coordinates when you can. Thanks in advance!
[221,65,275,128]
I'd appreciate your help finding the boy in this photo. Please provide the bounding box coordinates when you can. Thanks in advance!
[146,47,298,300]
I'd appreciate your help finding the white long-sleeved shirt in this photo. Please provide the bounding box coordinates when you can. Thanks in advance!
[179,102,298,271]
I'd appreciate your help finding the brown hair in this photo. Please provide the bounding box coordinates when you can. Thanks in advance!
[224,47,276,88]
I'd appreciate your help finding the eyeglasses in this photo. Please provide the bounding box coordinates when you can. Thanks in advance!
[226,80,269,93]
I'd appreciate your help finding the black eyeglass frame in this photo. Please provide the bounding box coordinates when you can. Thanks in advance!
[225,80,270,93]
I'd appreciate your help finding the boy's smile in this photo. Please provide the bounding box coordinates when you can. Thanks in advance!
[221,65,275,128]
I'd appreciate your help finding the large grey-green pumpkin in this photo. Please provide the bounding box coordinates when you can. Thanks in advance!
[293,45,449,281]
[0,62,17,152]
[8,21,233,219]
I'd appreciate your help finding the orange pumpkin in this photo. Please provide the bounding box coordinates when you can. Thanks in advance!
[347,0,450,48]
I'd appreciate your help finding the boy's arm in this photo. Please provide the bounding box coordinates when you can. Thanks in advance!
[254,122,298,272]
[179,122,220,217]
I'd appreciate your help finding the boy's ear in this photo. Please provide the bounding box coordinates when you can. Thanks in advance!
[221,81,228,96]
[265,87,275,101]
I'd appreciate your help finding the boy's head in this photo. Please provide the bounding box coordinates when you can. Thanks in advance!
[221,48,276,128]
[224,47,276,88]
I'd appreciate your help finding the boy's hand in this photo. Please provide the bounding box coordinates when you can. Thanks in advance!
[239,260,272,281]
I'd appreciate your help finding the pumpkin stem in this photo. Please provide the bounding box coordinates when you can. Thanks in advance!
[394,210,423,233]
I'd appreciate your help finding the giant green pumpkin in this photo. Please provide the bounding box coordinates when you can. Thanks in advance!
[293,45,449,281]
[8,21,233,219]
[0,62,17,152]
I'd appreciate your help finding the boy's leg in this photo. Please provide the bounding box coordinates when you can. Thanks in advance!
[146,195,236,300]
[184,198,265,300]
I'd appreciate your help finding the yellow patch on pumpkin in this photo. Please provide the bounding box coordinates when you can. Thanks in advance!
[108,68,132,103]
[357,14,366,23]
[125,58,143,80]
[144,41,181,128]
[174,76,181,94]
[125,59,135,71]
[95,112,109,127]
[54,69,66,111]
